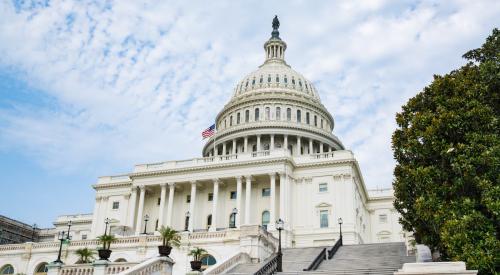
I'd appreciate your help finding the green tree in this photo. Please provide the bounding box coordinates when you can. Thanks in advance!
[158,226,181,247]
[188,247,207,261]
[392,29,499,274]
[75,247,95,264]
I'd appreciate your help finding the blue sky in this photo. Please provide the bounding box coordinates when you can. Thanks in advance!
[0,0,498,228]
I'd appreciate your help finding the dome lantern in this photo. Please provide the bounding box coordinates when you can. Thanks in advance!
[264,16,287,64]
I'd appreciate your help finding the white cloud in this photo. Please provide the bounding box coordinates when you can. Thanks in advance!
[0,0,498,187]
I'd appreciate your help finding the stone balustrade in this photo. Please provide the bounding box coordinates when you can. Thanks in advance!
[204,252,251,275]
[116,257,173,275]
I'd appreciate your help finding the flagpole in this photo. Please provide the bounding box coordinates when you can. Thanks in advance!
[213,124,217,157]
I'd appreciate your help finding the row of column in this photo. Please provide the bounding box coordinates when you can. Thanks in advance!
[129,173,289,233]
[211,134,333,156]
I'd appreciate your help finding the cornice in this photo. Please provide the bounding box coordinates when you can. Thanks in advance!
[93,181,132,190]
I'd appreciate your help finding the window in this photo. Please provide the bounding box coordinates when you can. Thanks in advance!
[207,215,212,229]
[229,213,236,228]
[157,198,161,205]
[230,115,233,126]
[314,115,317,126]
[201,255,217,271]
[276,74,279,82]
[320,210,329,228]
[230,191,237,200]
[224,119,227,128]
[208,193,213,201]
[184,216,189,231]
[262,211,270,228]
[35,262,48,274]
[255,108,260,121]
[379,214,388,223]
[260,76,263,83]
[276,107,281,120]
[186,195,191,203]
[321,119,323,128]
[319,183,328,192]
[292,78,295,85]
[112,201,119,210]
[0,265,14,275]
[245,110,249,123]
[284,76,288,83]
[267,75,271,83]
[306,112,310,124]
[297,110,301,123]
[265,107,270,120]
[237,113,240,124]
[252,79,255,85]
[286,108,291,121]
[155,219,159,230]
[262,188,270,197]
[81,234,87,240]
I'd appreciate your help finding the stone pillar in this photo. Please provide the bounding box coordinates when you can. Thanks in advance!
[329,146,333,153]
[214,144,218,156]
[309,139,313,154]
[47,263,62,275]
[166,183,175,227]
[257,135,261,151]
[93,260,109,275]
[279,173,286,222]
[135,186,146,234]
[210,179,219,232]
[270,134,275,150]
[320,142,324,153]
[188,181,197,232]
[158,183,167,229]
[232,139,237,154]
[284,135,288,152]
[91,196,103,237]
[244,137,248,153]
[244,176,252,225]
[222,142,227,155]
[297,136,301,155]
[269,173,276,230]
[236,176,243,228]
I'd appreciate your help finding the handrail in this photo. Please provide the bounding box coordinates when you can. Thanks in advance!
[254,253,279,275]
[303,248,326,271]
[328,236,343,259]
[204,252,251,274]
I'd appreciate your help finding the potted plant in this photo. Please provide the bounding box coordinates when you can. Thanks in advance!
[158,226,180,256]
[75,247,95,263]
[97,234,116,261]
[188,247,207,271]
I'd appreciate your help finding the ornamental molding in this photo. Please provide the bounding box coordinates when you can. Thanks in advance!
[93,181,132,190]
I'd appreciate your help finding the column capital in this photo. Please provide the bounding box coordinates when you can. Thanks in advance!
[168,182,176,187]
[244,175,253,182]
[159,182,168,188]
[190,180,197,185]
[235,176,243,181]
[268,173,276,179]
[130,186,138,193]
[212,178,220,184]
[139,185,146,191]
[123,193,131,199]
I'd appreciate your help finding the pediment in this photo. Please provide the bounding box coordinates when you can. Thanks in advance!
[315,202,332,208]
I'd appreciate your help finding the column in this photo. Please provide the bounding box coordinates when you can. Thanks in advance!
[236,176,243,228]
[188,181,197,232]
[222,142,227,155]
[257,135,261,151]
[166,183,175,227]
[127,187,138,228]
[91,196,103,238]
[210,179,219,231]
[270,134,275,150]
[101,197,109,235]
[309,139,313,155]
[269,173,276,230]
[284,135,288,151]
[158,183,167,229]
[244,176,252,225]
[297,136,301,156]
[320,142,324,153]
[279,173,286,222]
[232,140,237,154]
[329,146,333,153]
[244,137,248,153]
[135,186,146,234]
[214,144,218,156]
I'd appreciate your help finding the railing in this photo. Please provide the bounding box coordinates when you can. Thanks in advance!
[303,248,326,271]
[189,231,227,240]
[254,253,279,275]
[60,264,94,275]
[328,237,343,259]
[204,252,251,274]
[117,256,173,275]
[106,262,137,274]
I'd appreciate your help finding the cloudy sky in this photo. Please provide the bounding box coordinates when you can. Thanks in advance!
[0,0,498,227]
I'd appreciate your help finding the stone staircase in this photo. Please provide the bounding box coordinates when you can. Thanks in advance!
[279,242,415,275]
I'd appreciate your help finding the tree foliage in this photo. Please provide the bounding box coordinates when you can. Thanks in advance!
[392,29,499,274]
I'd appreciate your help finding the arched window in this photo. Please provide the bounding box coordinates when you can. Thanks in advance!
[201,255,217,271]
[252,78,255,85]
[114,258,127,262]
[286,108,291,121]
[306,112,310,124]
[224,119,227,128]
[284,76,288,83]
[229,115,233,126]
[265,107,270,120]
[275,74,279,83]
[261,211,270,229]
[245,110,250,123]
[229,213,236,228]
[255,108,260,121]
[292,78,295,85]
[276,107,281,120]
[0,265,14,275]
[237,113,240,124]
[297,110,301,123]
[34,263,48,275]
[321,119,323,128]
[314,115,317,126]
[207,215,212,230]
[267,75,271,83]
[260,76,263,83]
[252,144,257,152]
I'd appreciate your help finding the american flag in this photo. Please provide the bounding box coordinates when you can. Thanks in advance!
[202,124,216,139]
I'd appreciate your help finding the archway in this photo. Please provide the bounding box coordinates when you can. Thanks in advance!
[114,258,127,262]
[200,254,216,271]
[34,262,48,275]
[0,265,14,275]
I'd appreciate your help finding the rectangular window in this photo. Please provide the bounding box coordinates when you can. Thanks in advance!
[262,188,270,197]
[379,214,388,223]
[314,115,318,126]
[245,110,249,122]
[320,210,329,228]
[230,191,237,200]
[319,183,328,192]
[208,193,213,201]
[112,201,119,210]
[186,195,191,203]
[157,198,161,205]
[237,113,241,124]
[81,234,87,240]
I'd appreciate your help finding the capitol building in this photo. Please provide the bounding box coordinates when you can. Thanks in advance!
[0,18,408,275]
